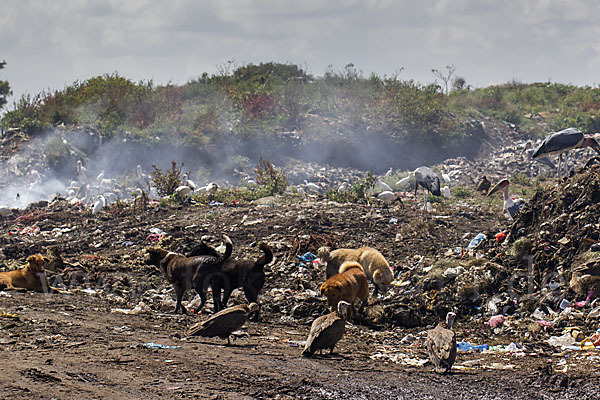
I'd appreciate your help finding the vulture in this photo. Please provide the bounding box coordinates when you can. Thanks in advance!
[570,259,600,295]
[302,300,350,357]
[187,302,259,345]
[426,311,457,373]
[475,175,491,193]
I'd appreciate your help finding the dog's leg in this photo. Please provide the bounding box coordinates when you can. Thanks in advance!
[373,284,380,297]
[221,287,233,310]
[212,285,222,313]
[195,286,207,314]
[242,287,260,321]
[174,283,186,314]
[358,298,366,314]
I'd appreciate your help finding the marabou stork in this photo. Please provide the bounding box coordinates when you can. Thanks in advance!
[486,179,524,220]
[414,167,441,213]
[532,128,600,177]
[522,141,556,169]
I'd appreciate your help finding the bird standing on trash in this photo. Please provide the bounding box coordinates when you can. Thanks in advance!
[522,141,556,170]
[486,179,524,220]
[302,300,350,357]
[427,311,457,373]
[475,175,491,193]
[187,302,259,345]
[414,167,441,213]
[532,127,600,177]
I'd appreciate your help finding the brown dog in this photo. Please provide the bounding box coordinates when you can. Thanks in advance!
[320,261,368,316]
[145,235,232,314]
[0,254,50,292]
[318,246,393,296]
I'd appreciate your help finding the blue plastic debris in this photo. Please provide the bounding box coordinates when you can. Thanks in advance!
[143,342,181,349]
[457,341,489,352]
[466,233,486,252]
[297,252,317,263]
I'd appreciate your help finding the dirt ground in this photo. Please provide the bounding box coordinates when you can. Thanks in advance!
[1,195,599,399]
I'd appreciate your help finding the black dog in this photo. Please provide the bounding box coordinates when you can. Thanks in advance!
[213,243,273,320]
[145,235,232,314]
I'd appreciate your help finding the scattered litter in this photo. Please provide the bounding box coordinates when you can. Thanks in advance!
[0,312,18,320]
[112,301,151,315]
[370,349,428,366]
[297,252,317,263]
[457,341,489,352]
[466,233,486,252]
[485,315,505,328]
[142,342,180,349]
[547,333,576,348]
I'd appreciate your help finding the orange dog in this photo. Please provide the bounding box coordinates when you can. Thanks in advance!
[0,254,50,292]
[320,261,369,316]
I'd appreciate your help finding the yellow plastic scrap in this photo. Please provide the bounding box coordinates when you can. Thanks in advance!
[425,290,438,310]
[0,312,18,320]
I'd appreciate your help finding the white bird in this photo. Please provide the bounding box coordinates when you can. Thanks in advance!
[303,180,320,192]
[103,192,117,205]
[486,179,524,220]
[96,170,105,182]
[92,195,106,214]
[175,185,193,197]
[198,182,219,194]
[375,180,392,193]
[182,173,197,191]
[441,173,451,184]
[374,191,404,207]
[337,182,349,193]
[532,127,600,177]
[384,167,393,177]
[76,160,88,181]
[441,186,451,199]
[246,179,257,186]
[395,173,413,188]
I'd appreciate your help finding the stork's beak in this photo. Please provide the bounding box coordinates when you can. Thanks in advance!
[486,181,504,197]
[591,138,600,155]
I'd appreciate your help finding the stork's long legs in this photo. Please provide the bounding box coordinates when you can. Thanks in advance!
[564,151,570,176]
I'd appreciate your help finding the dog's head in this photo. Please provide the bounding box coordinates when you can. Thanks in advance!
[320,280,343,307]
[373,269,391,294]
[26,254,49,273]
[317,247,331,262]
[145,247,170,268]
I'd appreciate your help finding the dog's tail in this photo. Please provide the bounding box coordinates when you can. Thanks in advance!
[221,235,233,262]
[256,243,273,268]
[339,260,364,274]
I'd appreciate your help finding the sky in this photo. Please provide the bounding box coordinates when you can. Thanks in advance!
[1,0,600,107]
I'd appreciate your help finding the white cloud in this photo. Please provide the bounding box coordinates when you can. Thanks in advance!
[2,0,600,105]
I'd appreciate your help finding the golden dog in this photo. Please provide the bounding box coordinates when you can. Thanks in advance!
[318,246,393,296]
[0,254,50,292]
[320,261,368,316]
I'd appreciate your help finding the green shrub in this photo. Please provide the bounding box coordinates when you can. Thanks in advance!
[326,172,376,203]
[254,156,287,195]
[452,186,472,199]
[151,161,185,196]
